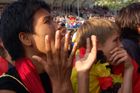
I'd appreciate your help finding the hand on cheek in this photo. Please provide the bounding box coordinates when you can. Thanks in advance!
[109,47,133,70]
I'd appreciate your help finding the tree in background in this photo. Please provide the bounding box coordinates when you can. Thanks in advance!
[93,0,140,10]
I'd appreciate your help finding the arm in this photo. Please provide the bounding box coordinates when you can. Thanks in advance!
[77,72,89,93]
[51,79,73,93]
[110,47,133,93]
[75,35,97,93]
[120,66,133,93]
[119,57,133,93]
[0,90,16,93]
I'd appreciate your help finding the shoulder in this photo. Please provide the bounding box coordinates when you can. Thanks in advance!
[122,39,140,56]
[122,39,137,47]
[0,90,16,93]
[0,67,29,93]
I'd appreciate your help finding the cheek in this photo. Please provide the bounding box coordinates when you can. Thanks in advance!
[103,48,111,61]
[102,45,114,61]
[42,25,56,40]
[105,43,119,60]
[32,36,46,53]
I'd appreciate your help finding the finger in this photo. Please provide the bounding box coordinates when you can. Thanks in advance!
[69,43,78,61]
[86,38,91,53]
[109,50,124,62]
[86,35,97,64]
[75,50,80,61]
[32,55,46,66]
[64,32,70,52]
[45,35,52,62]
[61,32,70,66]
[91,35,97,54]
[115,51,130,65]
[54,31,61,62]
[83,37,91,60]
[111,52,125,65]
[115,57,126,66]
[110,47,120,54]
[55,31,61,51]
[45,35,51,51]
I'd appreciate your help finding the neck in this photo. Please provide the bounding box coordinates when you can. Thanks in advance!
[24,47,45,74]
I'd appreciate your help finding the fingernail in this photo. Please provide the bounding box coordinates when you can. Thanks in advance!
[65,33,68,38]
[56,30,60,35]
[110,51,113,54]
[45,35,49,40]
[91,35,96,39]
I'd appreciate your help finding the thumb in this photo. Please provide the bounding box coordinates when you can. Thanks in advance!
[32,55,46,66]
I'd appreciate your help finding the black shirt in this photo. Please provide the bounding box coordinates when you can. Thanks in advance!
[0,67,52,93]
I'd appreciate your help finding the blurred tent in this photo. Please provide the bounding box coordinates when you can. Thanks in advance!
[0,0,95,11]
[45,0,94,8]
[0,0,139,12]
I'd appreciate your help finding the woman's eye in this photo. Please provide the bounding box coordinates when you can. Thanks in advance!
[44,20,49,23]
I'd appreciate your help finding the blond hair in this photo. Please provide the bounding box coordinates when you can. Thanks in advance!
[76,18,120,48]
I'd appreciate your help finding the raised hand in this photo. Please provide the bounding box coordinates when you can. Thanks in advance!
[32,31,77,93]
[75,35,97,72]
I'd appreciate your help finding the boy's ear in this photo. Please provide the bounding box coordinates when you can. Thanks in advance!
[137,25,140,34]
[96,40,102,50]
[19,32,32,46]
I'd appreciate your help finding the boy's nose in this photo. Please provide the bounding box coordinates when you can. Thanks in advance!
[119,43,124,48]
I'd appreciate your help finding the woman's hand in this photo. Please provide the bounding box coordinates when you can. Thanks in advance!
[32,31,77,93]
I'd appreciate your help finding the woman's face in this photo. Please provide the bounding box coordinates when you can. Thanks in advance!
[30,8,56,54]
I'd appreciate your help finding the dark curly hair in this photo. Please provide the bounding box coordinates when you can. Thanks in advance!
[0,0,50,60]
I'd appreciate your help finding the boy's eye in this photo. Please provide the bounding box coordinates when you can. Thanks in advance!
[113,37,120,42]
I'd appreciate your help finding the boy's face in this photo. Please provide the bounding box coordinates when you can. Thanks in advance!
[30,9,56,54]
[99,32,121,61]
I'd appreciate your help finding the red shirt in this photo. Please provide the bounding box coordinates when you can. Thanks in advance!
[0,57,8,75]
[78,47,140,93]
[112,60,140,93]
[132,60,140,93]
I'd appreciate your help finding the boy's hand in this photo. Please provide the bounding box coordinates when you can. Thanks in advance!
[75,35,97,72]
[109,47,133,70]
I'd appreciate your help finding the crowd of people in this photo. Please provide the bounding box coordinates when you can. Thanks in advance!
[0,0,140,93]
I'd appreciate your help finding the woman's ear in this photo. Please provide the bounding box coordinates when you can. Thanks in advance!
[19,32,32,46]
